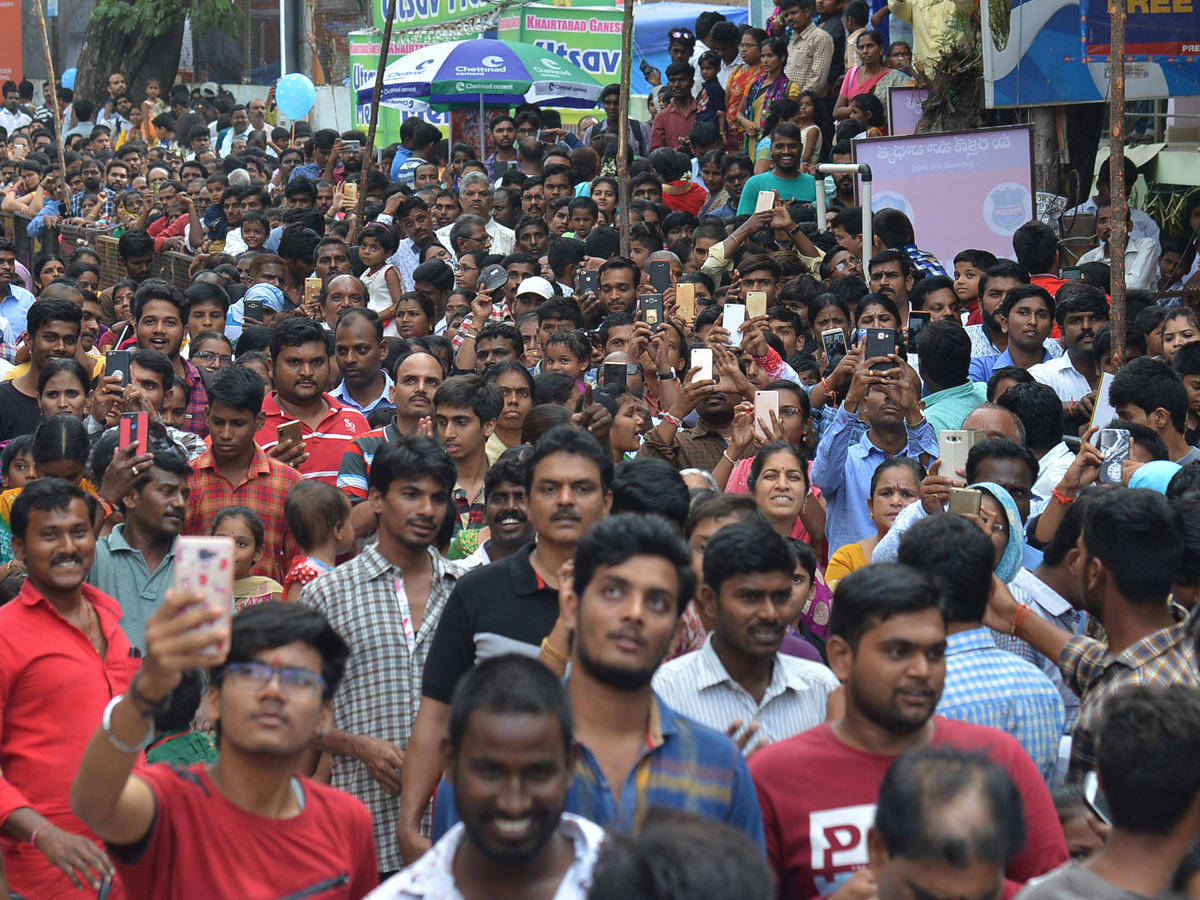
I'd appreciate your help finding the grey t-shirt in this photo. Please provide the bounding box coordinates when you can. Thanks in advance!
[1017,864,1179,900]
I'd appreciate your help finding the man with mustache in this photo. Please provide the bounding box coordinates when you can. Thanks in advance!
[87,442,193,652]
[0,480,136,898]
[332,308,393,416]
[867,250,915,327]
[653,519,839,751]
[1029,284,1109,429]
[300,436,463,882]
[257,317,369,486]
[399,426,612,864]
[749,563,1068,900]
[455,450,535,569]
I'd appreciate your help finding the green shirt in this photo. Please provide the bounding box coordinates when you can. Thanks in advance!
[923,381,988,436]
[736,170,818,214]
[85,524,175,653]
[146,728,218,766]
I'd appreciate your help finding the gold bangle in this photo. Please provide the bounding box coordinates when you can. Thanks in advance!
[540,637,568,665]
[722,449,737,465]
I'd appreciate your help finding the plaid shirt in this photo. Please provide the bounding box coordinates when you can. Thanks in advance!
[449,302,511,351]
[183,445,301,582]
[1061,617,1200,782]
[936,627,1065,783]
[784,23,835,96]
[433,693,765,847]
[69,189,116,220]
[298,544,463,873]
[452,483,485,531]
[180,358,209,437]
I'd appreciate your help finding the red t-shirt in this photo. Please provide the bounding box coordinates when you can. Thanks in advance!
[258,392,370,486]
[112,764,378,900]
[748,718,1068,900]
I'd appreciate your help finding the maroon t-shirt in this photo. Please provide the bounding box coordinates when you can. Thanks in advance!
[111,764,378,899]
[749,717,1069,900]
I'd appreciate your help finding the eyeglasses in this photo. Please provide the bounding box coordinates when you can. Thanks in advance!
[833,257,861,271]
[222,662,325,698]
[193,351,232,366]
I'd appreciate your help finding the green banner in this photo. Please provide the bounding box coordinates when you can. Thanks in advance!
[496,5,623,90]
[349,31,453,147]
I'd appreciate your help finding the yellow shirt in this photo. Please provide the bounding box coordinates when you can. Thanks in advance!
[887,0,976,62]
[2,353,106,382]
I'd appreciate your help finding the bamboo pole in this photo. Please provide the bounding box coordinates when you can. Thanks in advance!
[615,0,634,258]
[1108,0,1126,368]
[355,0,400,234]
[34,0,70,197]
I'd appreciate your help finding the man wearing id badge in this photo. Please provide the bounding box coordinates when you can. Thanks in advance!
[299,435,464,881]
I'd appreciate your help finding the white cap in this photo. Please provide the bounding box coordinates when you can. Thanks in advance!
[200,82,219,98]
[516,276,554,300]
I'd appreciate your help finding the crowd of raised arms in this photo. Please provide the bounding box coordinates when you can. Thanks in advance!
[1,3,1200,899]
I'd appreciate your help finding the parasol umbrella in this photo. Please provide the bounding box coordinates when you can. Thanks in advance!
[356,38,604,157]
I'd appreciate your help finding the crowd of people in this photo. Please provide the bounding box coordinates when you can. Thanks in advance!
[0,5,1199,898]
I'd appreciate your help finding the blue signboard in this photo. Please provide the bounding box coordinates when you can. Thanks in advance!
[982,0,1200,107]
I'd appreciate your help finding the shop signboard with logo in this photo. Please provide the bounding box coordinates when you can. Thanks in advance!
[852,125,1034,273]
[496,5,624,91]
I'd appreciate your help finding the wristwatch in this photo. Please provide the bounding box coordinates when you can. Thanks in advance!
[787,223,803,238]
[656,371,677,381]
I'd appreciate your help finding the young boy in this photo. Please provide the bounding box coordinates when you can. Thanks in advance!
[953,248,999,326]
[542,329,592,382]
[433,375,502,533]
[282,480,354,603]
[202,173,228,243]
[567,197,598,240]
[163,375,190,430]
[240,210,271,255]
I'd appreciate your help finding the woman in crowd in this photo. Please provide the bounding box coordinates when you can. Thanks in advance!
[825,457,923,585]
[738,38,801,155]
[833,30,914,123]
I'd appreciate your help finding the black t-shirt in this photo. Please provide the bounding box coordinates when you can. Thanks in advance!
[0,380,40,443]
[421,543,559,704]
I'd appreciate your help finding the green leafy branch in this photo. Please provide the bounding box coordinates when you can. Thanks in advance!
[91,0,241,37]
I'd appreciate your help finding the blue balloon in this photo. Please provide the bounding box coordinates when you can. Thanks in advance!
[276,72,316,120]
[61,68,76,90]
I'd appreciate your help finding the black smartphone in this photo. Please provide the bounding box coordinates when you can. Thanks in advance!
[1059,266,1083,281]
[495,159,512,177]
[577,268,599,295]
[865,328,897,371]
[243,297,263,322]
[640,293,665,327]
[907,311,931,350]
[105,350,131,387]
[602,363,628,388]
[648,259,671,293]
[639,59,654,78]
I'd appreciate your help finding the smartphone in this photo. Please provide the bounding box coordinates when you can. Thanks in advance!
[1059,266,1083,281]
[119,411,149,457]
[537,130,552,143]
[907,310,931,350]
[865,328,897,371]
[243,297,263,322]
[343,182,358,203]
[639,58,654,78]
[648,260,671,293]
[105,350,131,386]
[746,291,768,320]
[822,328,848,364]
[495,159,513,177]
[345,140,361,153]
[675,282,696,322]
[602,363,628,389]
[577,268,599,295]
[97,877,113,900]
[304,276,323,309]
[939,429,982,486]
[278,419,303,447]
[723,303,747,345]
[754,390,779,440]
[1097,427,1131,485]
[174,536,235,650]
[754,190,775,214]
[640,292,665,327]
[948,487,983,516]
[1083,771,1112,827]
[692,347,714,382]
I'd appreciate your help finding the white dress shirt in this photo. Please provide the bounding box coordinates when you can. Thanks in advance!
[1065,196,1160,248]
[435,218,514,262]
[652,634,839,749]
[367,813,604,900]
[1077,237,1160,292]
[1028,355,1093,403]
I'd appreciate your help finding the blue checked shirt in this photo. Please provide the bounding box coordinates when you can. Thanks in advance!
[937,627,1065,783]
[811,403,938,554]
[432,693,766,849]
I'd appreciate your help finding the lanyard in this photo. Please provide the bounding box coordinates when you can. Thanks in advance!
[394,577,416,653]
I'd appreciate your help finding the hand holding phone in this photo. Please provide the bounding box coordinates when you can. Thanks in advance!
[173,536,235,652]
[723,303,747,345]
[691,347,714,382]
[754,390,779,440]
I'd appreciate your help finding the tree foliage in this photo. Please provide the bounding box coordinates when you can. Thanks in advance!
[91,0,241,38]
